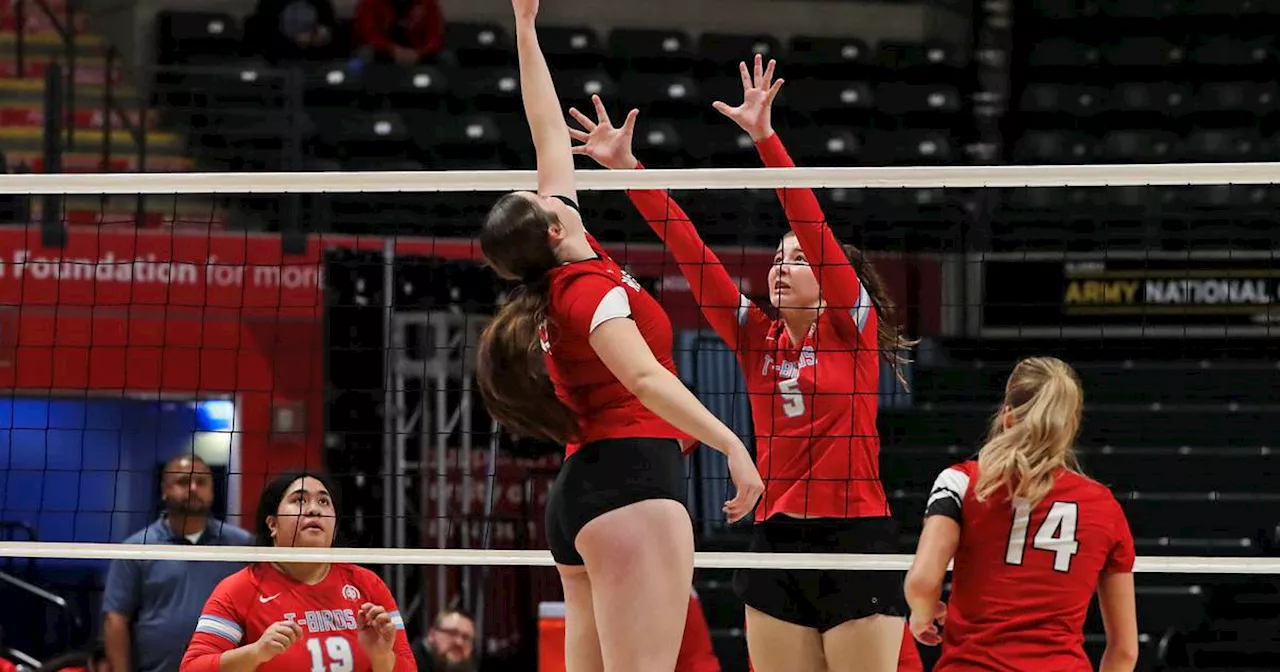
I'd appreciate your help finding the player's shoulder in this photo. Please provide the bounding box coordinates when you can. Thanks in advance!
[337,563,390,593]
[1054,468,1121,503]
[209,565,257,602]
[549,260,621,299]
[939,459,979,482]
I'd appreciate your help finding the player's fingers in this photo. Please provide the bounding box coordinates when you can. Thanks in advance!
[569,128,590,143]
[568,107,595,131]
[753,53,764,87]
[763,58,776,86]
[570,146,589,155]
[711,100,734,117]
[767,79,784,105]
[591,94,611,126]
[621,108,639,135]
[738,61,752,91]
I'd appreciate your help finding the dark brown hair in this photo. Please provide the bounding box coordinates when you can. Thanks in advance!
[783,231,919,387]
[476,193,579,444]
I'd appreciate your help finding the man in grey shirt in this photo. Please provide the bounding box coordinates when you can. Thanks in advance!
[102,455,252,672]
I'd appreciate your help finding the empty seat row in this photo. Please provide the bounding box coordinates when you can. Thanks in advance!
[1022,82,1279,117]
[1013,129,1280,163]
[297,62,964,117]
[274,108,963,166]
[157,10,965,74]
[1030,36,1275,68]
[1033,0,1280,20]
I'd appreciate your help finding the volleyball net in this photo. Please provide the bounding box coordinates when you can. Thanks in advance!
[0,164,1279,669]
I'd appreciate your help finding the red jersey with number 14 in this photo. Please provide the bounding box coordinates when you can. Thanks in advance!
[180,563,416,672]
[926,462,1135,672]
[541,230,689,457]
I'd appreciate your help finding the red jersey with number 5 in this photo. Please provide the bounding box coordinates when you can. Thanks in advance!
[925,461,1136,672]
[626,133,887,520]
[180,563,416,672]
[542,231,689,457]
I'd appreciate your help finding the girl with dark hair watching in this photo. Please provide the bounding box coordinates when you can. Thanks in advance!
[180,471,416,672]
[474,1,764,670]
[569,55,918,672]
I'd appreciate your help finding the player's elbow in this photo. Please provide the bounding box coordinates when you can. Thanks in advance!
[1100,640,1140,672]
[625,366,671,405]
[903,568,941,604]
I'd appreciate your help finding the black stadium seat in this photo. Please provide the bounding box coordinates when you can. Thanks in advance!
[785,128,861,166]
[557,70,618,107]
[539,25,605,71]
[784,80,873,119]
[697,33,781,70]
[607,28,696,73]
[365,65,451,110]
[455,67,522,113]
[312,110,410,161]
[303,62,364,109]
[876,83,963,116]
[631,119,685,164]
[445,22,513,68]
[787,35,872,76]
[156,11,241,64]
[618,73,701,118]
[1027,37,1102,69]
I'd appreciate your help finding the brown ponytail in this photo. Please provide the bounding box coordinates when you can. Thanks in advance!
[841,243,920,388]
[476,193,579,444]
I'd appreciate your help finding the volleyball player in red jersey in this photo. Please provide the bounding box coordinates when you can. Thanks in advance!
[905,357,1140,672]
[474,1,764,671]
[180,472,416,672]
[568,54,916,671]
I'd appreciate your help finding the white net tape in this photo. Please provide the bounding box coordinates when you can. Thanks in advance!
[3,161,1280,193]
[1,543,1278,574]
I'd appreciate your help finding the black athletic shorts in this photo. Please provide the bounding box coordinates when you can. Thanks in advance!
[545,437,688,566]
[733,515,907,632]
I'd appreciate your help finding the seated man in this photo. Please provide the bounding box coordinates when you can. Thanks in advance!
[413,609,476,672]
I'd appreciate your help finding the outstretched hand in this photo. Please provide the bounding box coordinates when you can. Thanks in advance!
[712,53,784,143]
[512,0,538,20]
[568,94,640,171]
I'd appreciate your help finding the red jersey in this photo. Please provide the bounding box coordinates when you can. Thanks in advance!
[926,461,1136,672]
[542,229,688,456]
[626,133,886,520]
[180,563,416,672]
[676,590,721,672]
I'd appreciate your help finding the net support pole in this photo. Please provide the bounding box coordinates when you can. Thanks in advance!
[434,313,449,618]
[475,420,501,659]
[381,238,401,602]
[40,62,64,248]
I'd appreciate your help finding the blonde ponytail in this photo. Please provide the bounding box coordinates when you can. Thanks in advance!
[973,357,1084,507]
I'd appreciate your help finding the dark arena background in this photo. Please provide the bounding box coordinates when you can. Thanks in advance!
[0,0,1279,670]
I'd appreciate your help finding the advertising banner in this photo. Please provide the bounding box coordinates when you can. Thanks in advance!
[976,251,1280,337]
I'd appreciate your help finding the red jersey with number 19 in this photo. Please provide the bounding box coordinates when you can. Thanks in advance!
[541,231,689,457]
[926,461,1135,672]
[180,563,416,672]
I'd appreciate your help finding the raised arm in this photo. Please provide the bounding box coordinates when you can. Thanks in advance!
[715,56,869,334]
[512,0,575,200]
[569,95,764,350]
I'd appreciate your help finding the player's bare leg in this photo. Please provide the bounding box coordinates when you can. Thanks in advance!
[821,614,904,672]
[745,607,827,672]
[576,499,694,672]
[557,564,604,672]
